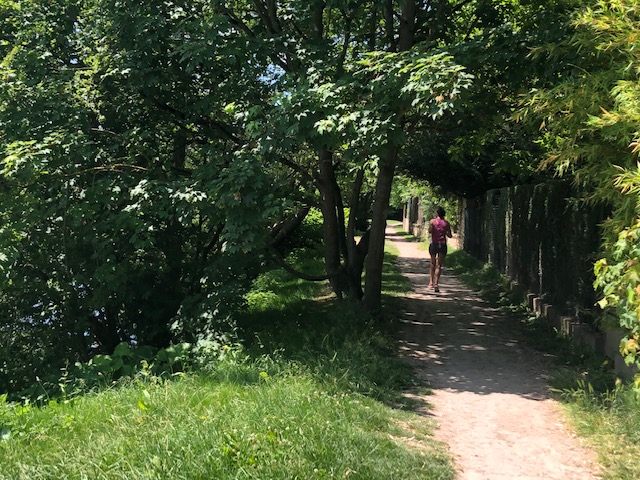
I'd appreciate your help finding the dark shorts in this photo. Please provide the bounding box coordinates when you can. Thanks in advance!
[429,242,447,255]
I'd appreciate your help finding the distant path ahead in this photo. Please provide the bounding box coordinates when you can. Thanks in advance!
[387,226,600,480]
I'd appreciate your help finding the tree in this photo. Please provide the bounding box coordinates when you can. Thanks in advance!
[396,0,582,197]
[0,0,284,394]
[211,1,473,312]
[3,0,573,391]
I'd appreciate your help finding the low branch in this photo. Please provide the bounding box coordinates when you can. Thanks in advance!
[272,156,316,184]
[62,163,149,177]
[203,224,224,260]
[270,206,311,246]
[90,127,120,136]
[140,92,243,144]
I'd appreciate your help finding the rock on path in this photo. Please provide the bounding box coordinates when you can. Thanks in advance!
[388,227,600,480]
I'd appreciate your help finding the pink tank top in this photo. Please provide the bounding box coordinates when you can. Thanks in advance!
[431,217,448,244]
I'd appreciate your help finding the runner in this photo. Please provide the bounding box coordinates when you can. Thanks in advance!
[428,206,452,292]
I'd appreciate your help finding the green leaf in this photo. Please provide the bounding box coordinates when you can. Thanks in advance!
[113,342,132,358]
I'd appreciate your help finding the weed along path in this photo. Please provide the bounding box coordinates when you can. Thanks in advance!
[387,227,601,480]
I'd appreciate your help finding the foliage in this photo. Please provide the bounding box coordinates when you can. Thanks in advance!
[397,0,580,197]
[519,0,640,369]
[0,0,484,384]
[0,237,453,480]
[390,175,460,230]
[2,0,625,394]
[558,380,640,480]
[6,334,242,404]
[239,244,414,399]
[280,208,340,252]
[0,0,288,393]
[594,201,640,368]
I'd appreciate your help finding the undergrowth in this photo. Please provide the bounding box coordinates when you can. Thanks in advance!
[0,244,453,480]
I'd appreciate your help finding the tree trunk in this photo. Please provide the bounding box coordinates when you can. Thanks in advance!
[363,1,415,314]
[398,0,416,51]
[312,0,325,39]
[317,148,345,298]
[344,168,367,299]
[384,0,396,52]
[368,4,378,50]
[363,145,399,313]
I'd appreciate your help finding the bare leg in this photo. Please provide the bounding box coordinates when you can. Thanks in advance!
[429,254,437,287]
[435,254,446,287]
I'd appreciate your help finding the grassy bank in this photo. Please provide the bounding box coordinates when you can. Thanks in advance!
[0,245,453,480]
[0,375,450,479]
[446,249,640,480]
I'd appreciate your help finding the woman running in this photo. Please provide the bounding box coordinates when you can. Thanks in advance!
[428,206,452,292]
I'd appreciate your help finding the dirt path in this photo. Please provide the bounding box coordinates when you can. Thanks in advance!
[387,227,601,480]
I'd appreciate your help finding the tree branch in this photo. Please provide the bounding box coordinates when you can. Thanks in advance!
[203,224,224,261]
[270,206,311,247]
[216,4,256,37]
[253,0,277,34]
[272,156,317,184]
[62,163,149,177]
[140,92,243,144]
[289,20,308,41]
[337,7,352,73]
[266,0,282,33]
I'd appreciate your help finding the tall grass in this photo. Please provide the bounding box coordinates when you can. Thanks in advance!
[0,374,451,479]
[564,390,640,480]
[447,249,640,480]
[0,245,453,480]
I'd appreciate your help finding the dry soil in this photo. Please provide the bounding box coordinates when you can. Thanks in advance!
[388,227,601,480]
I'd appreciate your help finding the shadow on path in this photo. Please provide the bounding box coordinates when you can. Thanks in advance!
[387,224,600,480]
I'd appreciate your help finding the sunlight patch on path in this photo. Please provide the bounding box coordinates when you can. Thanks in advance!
[387,227,601,480]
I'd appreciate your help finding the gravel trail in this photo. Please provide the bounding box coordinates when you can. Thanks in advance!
[388,227,601,480]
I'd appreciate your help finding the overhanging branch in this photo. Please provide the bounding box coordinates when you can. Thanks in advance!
[270,206,311,246]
